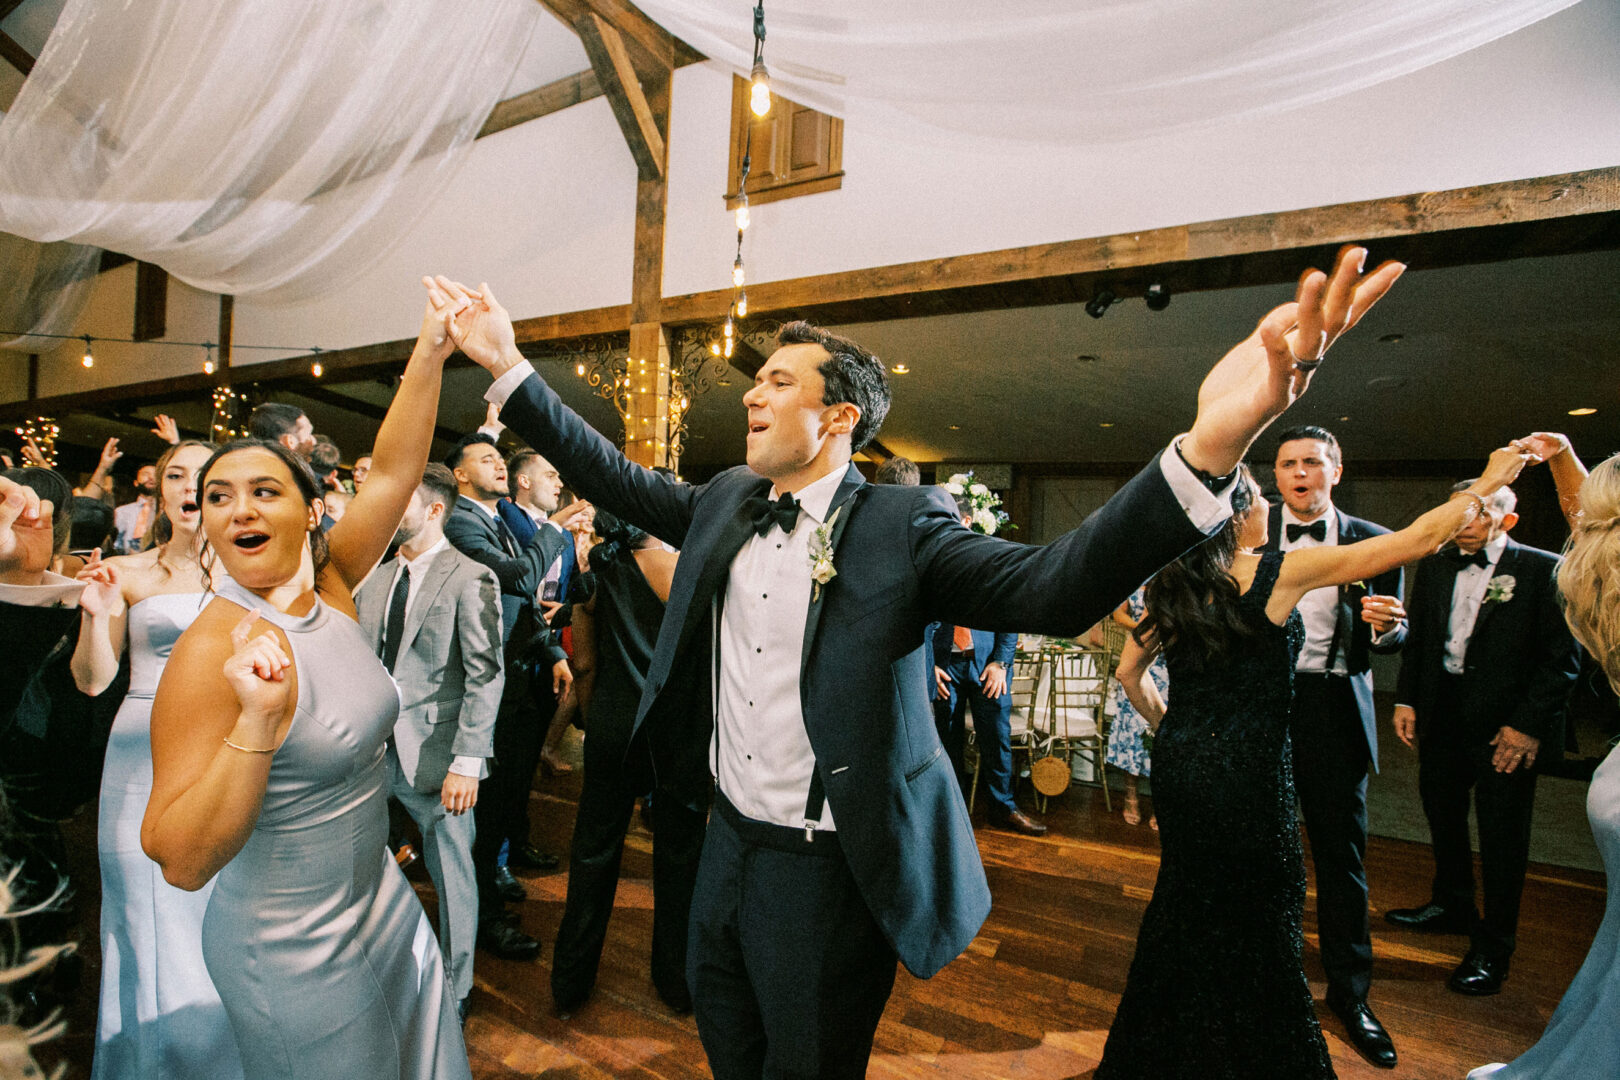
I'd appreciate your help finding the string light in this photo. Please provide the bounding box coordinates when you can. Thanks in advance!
[735,194,750,231]
[311,361,324,377]
[203,343,216,375]
[737,292,748,317]
[0,328,328,377]
[748,4,771,117]
[80,336,94,368]
[14,418,60,466]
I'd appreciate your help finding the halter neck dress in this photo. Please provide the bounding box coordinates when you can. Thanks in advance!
[199,578,469,1080]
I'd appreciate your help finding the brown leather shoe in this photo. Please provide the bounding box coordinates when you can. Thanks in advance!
[989,808,1048,836]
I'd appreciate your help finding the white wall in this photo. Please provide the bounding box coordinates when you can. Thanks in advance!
[7,0,1617,397]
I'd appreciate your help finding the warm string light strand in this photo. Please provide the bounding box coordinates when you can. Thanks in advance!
[13,417,60,466]
[0,328,331,379]
[715,0,770,360]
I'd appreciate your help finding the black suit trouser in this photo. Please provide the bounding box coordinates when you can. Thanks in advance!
[473,676,556,921]
[688,793,898,1080]
[1289,673,1373,1003]
[1418,690,1538,960]
[552,727,706,1009]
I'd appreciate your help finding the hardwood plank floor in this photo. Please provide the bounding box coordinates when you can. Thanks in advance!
[38,763,1607,1078]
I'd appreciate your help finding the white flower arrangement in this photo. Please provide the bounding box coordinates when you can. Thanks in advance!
[807,505,842,601]
[945,471,1012,536]
[1484,574,1516,605]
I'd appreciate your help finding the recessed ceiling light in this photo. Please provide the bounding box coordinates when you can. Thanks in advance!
[947,424,960,430]
[717,378,731,386]
[1338,416,1350,422]
[1074,354,1100,363]
[1099,422,1114,428]
[890,364,910,375]
[1569,407,1598,416]
[1379,333,1404,344]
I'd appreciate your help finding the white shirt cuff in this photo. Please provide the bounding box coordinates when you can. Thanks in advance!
[0,574,85,608]
[476,424,503,440]
[1160,435,1237,535]
[484,361,537,410]
[1371,624,1402,647]
[447,755,487,780]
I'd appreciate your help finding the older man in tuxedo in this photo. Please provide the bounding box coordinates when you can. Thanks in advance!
[437,246,1403,1079]
[1265,423,1408,1068]
[1385,483,1579,995]
[356,464,503,1024]
[442,432,577,961]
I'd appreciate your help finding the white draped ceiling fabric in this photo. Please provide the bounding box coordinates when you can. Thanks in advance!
[0,234,99,353]
[635,0,1583,145]
[0,0,540,303]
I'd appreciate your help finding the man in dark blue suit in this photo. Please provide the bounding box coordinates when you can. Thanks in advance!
[1386,483,1579,995]
[435,247,1405,1079]
[1265,424,1408,1068]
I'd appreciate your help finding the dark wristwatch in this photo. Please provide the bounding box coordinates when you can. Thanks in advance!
[1173,439,1238,494]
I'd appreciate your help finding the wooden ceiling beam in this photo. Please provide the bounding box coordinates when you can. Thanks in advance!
[478,69,603,140]
[575,11,666,180]
[289,384,462,444]
[535,0,674,79]
[0,28,33,76]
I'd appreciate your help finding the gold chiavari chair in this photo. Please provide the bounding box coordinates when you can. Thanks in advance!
[1033,643,1113,812]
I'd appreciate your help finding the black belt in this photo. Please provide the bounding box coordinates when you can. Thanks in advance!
[714,790,842,858]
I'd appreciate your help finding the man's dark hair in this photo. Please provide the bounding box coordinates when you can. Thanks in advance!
[418,463,460,514]
[69,496,116,552]
[444,433,497,471]
[777,321,891,452]
[248,402,307,442]
[309,436,342,473]
[4,467,73,555]
[875,456,919,486]
[506,449,540,476]
[1275,424,1342,468]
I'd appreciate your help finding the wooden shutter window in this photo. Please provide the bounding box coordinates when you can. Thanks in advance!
[726,76,843,209]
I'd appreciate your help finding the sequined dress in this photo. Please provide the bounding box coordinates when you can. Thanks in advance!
[1097,551,1334,1080]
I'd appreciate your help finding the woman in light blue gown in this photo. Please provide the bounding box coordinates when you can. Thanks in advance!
[1470,434,1620,1080]
[140,282,468,1080]
[72,439,244,1080]
[1104,587,1164,828]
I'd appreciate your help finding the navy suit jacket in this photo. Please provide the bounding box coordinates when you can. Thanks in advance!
[1395,538,1579,747]
[442,495,569,676]
[1263,504,1407,769]
[497,368,1217,978]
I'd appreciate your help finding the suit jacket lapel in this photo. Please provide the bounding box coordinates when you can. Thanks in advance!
[675,477,773,651]
[1467,540,1518,645]
[799,465,868,674]
[400,551,455,658]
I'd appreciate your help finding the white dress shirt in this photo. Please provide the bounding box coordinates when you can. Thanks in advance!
[385,537,486,780]
[1279,505,1349,676]
[485,360,1237,829]
[1443,532,1508,676]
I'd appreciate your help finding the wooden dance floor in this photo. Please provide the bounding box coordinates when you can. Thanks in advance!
[45,762,1606,1079]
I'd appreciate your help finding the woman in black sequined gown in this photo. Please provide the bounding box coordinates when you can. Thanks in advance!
[1097,449,1530,1080]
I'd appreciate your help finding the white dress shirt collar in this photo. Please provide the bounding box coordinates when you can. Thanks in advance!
[398,535,450,568]
[1280,503,1339,543]
[771,463,849,526]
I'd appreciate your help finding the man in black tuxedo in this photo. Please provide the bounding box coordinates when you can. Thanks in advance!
[1266,424,1407,1068]
[1385,483,1579,995]
[435,247,1404,1079]
[441,432,578,961]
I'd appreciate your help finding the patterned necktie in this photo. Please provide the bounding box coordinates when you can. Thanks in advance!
[381,565,410,673]
[1286,519,1327,543]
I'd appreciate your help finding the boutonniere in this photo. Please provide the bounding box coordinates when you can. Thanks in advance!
[808,505,842,602]
[1484,574,1516,605]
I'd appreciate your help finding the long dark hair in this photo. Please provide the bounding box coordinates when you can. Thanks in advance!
[195,439,331,584]
[1136,465,1262,673]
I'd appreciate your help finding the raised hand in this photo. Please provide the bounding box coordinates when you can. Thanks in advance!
[99,437,123,470]
[76,549,127,618]
[151,414,180,445]
[1182,246,1405,476]
[1512,432,1571,464]
[223,609,293,733]
[20,436,49,468]
[439,277,519,376]
[416,276,459,364]
[0,474,52,575]
[483,401,505,439]
[549,498,592,532]
[1479,446,1532,492]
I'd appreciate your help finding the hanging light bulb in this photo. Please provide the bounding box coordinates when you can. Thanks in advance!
[576,362,585,376]
[203,359,216,375]
[709,341,721,356]
[733,258,745,287]
[735,195,750,232]
[750,60,771,117]
[724,338,734,358]
[737,291,748,318]
[724,316,734,338]
[312,361,324,378]
[81,336,94,368]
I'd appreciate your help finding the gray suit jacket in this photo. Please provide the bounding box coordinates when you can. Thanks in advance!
[355,544,505,793]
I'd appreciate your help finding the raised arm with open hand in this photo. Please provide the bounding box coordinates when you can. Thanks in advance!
[1181,245,1404,477]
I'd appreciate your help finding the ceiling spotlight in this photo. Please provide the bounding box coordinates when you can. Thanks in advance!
[1569,407,1598,416]
[948,424,961,431]
[1144,283,1171,311]
[1099,421,1115,428]
[890,364,910,375]
[1338,416,1350,422]
[1085,289,1117,319]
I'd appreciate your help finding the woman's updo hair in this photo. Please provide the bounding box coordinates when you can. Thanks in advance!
[146,439,215,551]
[1559,453,1620,694]
[195,439,331,577]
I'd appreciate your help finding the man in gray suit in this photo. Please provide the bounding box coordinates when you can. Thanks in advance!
[356,463,504,1024]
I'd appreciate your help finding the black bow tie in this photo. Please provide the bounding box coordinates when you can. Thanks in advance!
[1286,520,1328,543]
[1450,547,1490,570]
[749,492,802,537]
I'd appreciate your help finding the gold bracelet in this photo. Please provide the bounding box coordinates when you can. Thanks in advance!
[223,736,277,755]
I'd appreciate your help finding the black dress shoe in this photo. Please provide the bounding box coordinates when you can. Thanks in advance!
[1385,902,1474,934]
[1448,951,1509,995]
[988,808,1049,836]
[478,918,541,962]
[494,866,526,903]
[1327,997,1397,1069]
[508,843,561,871]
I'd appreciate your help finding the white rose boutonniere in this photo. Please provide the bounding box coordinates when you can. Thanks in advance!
[1484,574,1516,605]
[807,505,842,602]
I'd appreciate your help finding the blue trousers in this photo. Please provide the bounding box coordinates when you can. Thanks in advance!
[933,654,1017,816]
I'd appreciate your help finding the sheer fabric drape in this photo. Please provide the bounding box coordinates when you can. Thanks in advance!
[0,0,540,303]
[0,233,99,353]
[633,0,1582,144]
